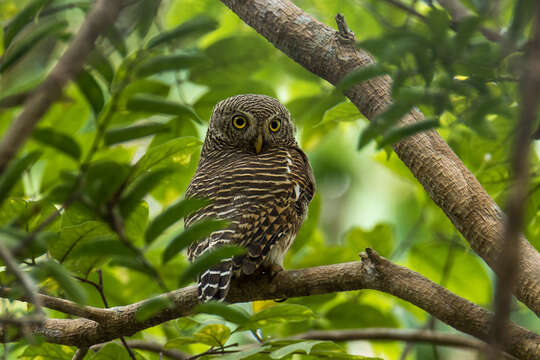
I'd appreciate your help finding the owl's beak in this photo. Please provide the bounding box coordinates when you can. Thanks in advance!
[254,134,263,154]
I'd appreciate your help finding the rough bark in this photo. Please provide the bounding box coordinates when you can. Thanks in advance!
[218,0,540,316]
[1,252,538,360]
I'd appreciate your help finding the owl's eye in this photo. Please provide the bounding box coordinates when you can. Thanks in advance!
[269,119,281,132]
[232,115,247,129]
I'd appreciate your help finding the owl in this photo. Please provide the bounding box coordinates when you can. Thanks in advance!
[185,94,315,302]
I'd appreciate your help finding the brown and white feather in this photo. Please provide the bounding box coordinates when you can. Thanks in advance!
[185,94,315,302]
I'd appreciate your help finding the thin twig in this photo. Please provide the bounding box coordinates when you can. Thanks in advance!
[0,287,110,322]
[90,340,189,360]
[0,0,126,173]
[72,347,89,360]
[0,244,43,316]
[490,2,540,355]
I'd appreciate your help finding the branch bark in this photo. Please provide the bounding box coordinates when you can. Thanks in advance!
[217,0,540,316]
[0,251,538,360]
[295,328,495,352]
[0,0,126,172]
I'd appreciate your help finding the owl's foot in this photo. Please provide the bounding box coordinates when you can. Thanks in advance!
[260,264,284,279]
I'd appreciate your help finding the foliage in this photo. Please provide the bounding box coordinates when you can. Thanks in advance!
[0,0,539,359]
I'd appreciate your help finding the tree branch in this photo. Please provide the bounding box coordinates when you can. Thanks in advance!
[295,328,500,353]
[491,2,540,353]
[217,0,540,317]
[0,287,111,323]
[0,0,126,172]
[0,244,43,316]
[436,0,503,42]
[0,251,537,360]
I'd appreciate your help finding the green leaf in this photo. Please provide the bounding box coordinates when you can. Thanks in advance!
[147,15,218,49]
[145,197,210,244]
[119,169,172,217]
[49,221,116,276]
[69,237,133,258]
[126,95,201,122]
[38,260,87,303]
[135,296,174,322]
[319,101,362,126]
[0,151,41,205]
[220,346,271,360]
[109,256,148,274]
[239,304,314,330]
[220,345,271,360]
[105,25,128,56]
[135,53,207,77]
[163,219,228,263]
[32,127,81,160]
[83,161,131,205]
[121,79,170,103]
[130,137,201,182]
[75,68,104,115]
[270,340,326,359]
[193,324,231,347]
[0,18,68,73]
[335,64,388,92]
[19,343,73,360]
[89,342,145,360]
[378,118,440,148]
[178,245,245,286]
[105,123,170,146]
[88,49,115,85]
[3,0,52,48]
[194,302,251,325]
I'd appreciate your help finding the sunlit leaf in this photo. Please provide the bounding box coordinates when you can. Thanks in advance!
[193,324,231,347]
[37,260,87,303]
[19,343,73,360]
[119,169,172,217]
[3,0,52,48]
[238,304,314,330]
[194,302,251,325]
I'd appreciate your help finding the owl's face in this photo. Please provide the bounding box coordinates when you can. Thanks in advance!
[205,94,296,154]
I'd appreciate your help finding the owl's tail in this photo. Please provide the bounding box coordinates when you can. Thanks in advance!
[198,258,233,302]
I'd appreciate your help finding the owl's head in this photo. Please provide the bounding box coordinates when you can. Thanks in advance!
[203,94,297,155]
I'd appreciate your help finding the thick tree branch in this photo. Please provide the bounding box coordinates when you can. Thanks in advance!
[0,0,126,172]
[0,252,537,360]
[218,0,540,316]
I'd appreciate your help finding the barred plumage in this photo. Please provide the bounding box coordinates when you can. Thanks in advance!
[185,94,315,302]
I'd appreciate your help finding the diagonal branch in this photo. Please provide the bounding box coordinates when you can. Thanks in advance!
[295,328,501,353]
[0,287,111,323]
[217,0,540,317]
[0,251,537,360]
[0,0,126,172]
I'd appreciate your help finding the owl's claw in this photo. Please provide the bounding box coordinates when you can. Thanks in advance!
[260,264,284,279]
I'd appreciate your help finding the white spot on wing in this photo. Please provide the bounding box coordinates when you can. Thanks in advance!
[294,184,300,201]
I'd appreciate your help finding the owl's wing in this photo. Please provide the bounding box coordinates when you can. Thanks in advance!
[236,147,315,274]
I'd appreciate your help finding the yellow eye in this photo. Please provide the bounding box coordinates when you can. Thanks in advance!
[232,115,247,129]
[269,119,281,132]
